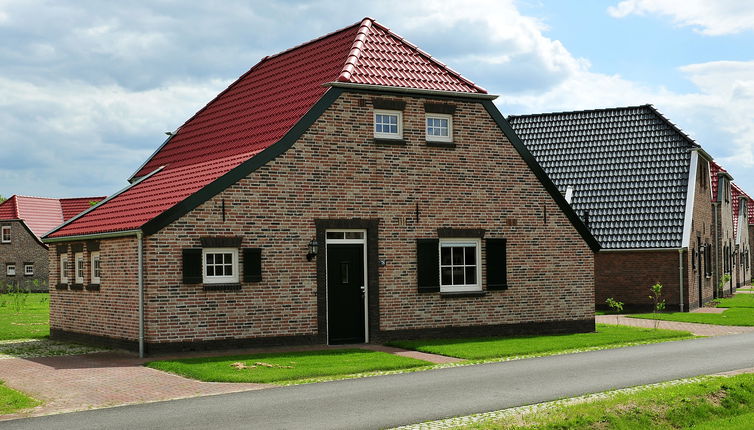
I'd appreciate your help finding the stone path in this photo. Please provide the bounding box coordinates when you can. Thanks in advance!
[0,343,458,421]
[596,314,754,336]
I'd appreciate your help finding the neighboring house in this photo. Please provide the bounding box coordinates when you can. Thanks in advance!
[732,184,752,287]
[749,193,754,283]
[43,18,599,354]
[509,105,717,311]
[0,195,104,291]
[710,161,735,297]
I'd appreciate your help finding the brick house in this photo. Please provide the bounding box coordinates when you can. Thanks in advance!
[509,105,720,311]
[710,161,735,296]
[43,18,599,355]
[731,183,752,287]
[749,199,754,282]
[0,195,104,291]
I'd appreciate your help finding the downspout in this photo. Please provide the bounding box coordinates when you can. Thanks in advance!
[137,230,145,358]
[679,249,685,312]
[713,203,719,298]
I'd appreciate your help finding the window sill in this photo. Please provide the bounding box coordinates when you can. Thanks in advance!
[425,140,455,148]
[56,283,69,290]
[374,138,406,146]
[203,283,242,291]
[70,284,84,291]
[86,284,100,291]
[440,291,487,298]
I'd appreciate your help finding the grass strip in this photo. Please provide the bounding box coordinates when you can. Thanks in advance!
[632,293,754,326]
[146,348,430,384]
[0,293,49,340]
[455,373,754,429]
[386,324,693,360]
[0,381,39,415]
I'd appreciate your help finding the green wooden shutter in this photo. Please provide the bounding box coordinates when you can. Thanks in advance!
[417,239,439,293]
[486,239,508,290]
[182,248,202,284]
[243,248,262,282]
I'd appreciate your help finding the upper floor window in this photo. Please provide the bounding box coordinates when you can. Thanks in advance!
[1,226,10,243]
[426,114,452,142]
[60,254,69,283]
[374,110,402,139]
[74,252,84,284]
[24,263,33,276]
[6,264,15,276]
[91,251,101,284]
[203,248,238,284]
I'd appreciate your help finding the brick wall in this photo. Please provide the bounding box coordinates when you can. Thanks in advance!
[737,205,751,287]
[713,189,734,296]
[687,156,715,310]
[143,91,594,346]
[50,90,595,348]
[749,225,754,285]
[0,220,49,292]
[49,237,139,344]
[595,250,682,311]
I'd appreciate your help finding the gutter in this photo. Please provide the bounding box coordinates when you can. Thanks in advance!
[599,247,683,252]
[43,229,141,244]
[137,230,145,358]
[713,202,719,298]
[324,82,499,100]
[679,249,685,312]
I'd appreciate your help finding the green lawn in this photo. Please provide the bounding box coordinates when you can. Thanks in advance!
[146,348,430,384]
[458,373,754,429]
[386,324,693,360]
[631,293,754,326]
[0,381,38,414]
[0,293,49,340]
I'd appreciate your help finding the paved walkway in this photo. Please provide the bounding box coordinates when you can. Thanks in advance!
[0,343,458,421]
[596,314,754,336]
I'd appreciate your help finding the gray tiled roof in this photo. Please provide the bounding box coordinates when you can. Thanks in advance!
[508,105,696,249]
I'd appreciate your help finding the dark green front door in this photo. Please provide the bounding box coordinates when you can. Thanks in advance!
[327,244,365,344]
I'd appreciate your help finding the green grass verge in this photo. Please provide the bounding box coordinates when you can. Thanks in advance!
[386,324,693,360]
[146,349,430,384]
[632,293,754,326]
[0,381,39,414]
[457,373,754,429]
[0,293,49,340]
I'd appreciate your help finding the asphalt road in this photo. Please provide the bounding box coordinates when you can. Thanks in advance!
[4,333,754,430]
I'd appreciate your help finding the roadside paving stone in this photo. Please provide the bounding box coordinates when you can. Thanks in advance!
[595,314,754,336]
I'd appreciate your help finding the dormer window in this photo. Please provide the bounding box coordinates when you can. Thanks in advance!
[426,114,452,142]
[374,110,402,139]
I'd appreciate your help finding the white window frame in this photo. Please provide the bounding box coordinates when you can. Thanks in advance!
[1,226,10,243]
[202,248,239,284]
[6,264,15,276]
[74,252,84,284]
[24,264,33,276]
[91,251,101,284]
[374,109,403,139]
[439,238,482,292]
[60,254,69,283]
[425,113,453,142]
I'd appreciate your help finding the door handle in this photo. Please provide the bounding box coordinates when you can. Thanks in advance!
[360,286,366,293]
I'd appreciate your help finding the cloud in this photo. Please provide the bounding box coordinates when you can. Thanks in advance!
[608,0,754,35]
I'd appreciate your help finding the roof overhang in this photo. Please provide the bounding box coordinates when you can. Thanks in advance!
[43,229,141,244]
[599,247,684,252]
[325,82,498,100]
[692,147,714,161]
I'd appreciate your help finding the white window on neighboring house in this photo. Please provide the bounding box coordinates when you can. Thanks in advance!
[91,251,101,284]
[1,226,10,243]
[425,114,452,142]
[439,238,482,292]
[24,264,33,276]
[60,254,69,283]
[202,248,239,284]
[6,264,15,276]
[74,252,84,284]
[374,110,402,139]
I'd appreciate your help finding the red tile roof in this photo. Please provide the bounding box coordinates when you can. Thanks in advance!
[709,161,730,202]
[48,18,485,239]
[732,183,752,240]
[0,195,105,238]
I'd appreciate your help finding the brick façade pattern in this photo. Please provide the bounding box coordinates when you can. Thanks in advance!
[51,90,596,350]
[736,207,751,288]
[749,225,754,285]
[49,237,140,345]
[687,156,715,310]
[0,220,49,292]
[713,178,735,296]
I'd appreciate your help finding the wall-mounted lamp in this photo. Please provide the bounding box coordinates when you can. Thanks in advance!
[307,239,319,261]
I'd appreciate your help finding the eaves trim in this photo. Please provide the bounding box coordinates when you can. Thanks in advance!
[482,100,601,253]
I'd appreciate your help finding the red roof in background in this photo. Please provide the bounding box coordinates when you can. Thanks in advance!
[0,195,105,238]
[709,161,730,202]
[732,183,752,240]
[48,18,486,239]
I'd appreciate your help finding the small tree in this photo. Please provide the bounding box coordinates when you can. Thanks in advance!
[719,273,731,298]
[605,297,624,325]
[649,282,666,329]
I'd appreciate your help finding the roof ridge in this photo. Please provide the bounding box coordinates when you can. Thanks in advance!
[337,18,373,82]
[367,20,487,94]
[645,105,701,149]
[265,19,364,62]
[507,104,653,119]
